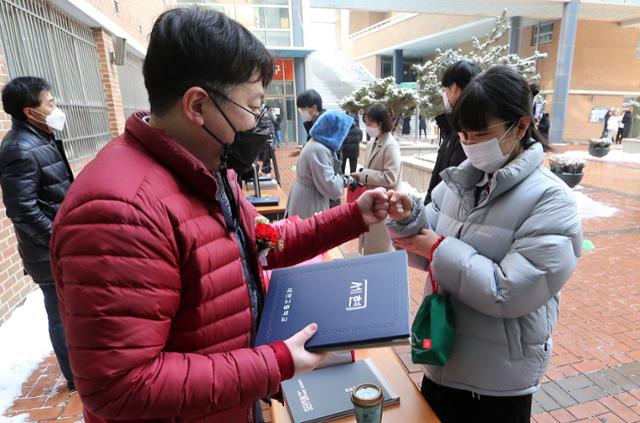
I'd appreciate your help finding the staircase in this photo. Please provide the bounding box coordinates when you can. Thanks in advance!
[306,50,374,110]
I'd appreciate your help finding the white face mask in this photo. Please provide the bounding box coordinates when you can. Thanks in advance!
[460,121,520,174]
[298,108,312,122]
[33,107,66,132]
[366,126,380,138]
[45,107,66,131]
[442,89,452,113]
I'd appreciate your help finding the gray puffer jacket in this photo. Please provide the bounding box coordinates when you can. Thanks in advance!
[387,142,582,397]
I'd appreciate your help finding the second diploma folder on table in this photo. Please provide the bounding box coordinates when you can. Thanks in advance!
[256,250,410,352]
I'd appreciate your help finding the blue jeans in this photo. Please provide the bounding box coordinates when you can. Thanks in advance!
[274,129,282,146]
[40,283,73,385]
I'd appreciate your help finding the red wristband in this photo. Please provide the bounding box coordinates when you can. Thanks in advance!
[428,235,446,262]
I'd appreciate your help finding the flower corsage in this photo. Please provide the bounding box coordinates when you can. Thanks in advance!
[255,216,284,265]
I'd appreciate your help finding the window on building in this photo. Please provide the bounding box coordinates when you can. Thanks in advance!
[403,58,421,82]
[113,0,120,15]
[241,0,289,4]
[381,56,393,78]
[636,34,640,60]
[138,25,143,35]
[261,7,289,29]
[380,56,420,82]
[531,22,553,46]
[176,0,292,47]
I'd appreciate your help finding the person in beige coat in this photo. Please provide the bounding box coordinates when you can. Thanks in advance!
[352,103,402,254]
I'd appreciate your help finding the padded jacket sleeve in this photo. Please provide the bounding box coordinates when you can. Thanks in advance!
[431,186,583,318]
[51,198,287,420]
[0,148,52,247]
[265,201,368,269]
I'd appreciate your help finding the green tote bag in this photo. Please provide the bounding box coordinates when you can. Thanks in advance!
[411,270,456,366]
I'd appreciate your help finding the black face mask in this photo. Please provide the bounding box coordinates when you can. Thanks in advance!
[202,92,271,175]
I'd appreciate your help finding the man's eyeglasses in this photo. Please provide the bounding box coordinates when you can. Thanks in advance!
[208,89,266,124]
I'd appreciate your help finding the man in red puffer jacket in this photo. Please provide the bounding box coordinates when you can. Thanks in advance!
[50,7,390,423]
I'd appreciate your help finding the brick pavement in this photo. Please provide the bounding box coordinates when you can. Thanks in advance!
[4,144,640,422]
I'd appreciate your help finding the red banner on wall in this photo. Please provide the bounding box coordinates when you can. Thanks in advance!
[274,59,294,81]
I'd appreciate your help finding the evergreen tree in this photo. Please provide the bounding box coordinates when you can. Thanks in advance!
[340,11,547,123]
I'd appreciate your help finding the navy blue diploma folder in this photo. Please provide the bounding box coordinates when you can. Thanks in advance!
[256,251,410,352]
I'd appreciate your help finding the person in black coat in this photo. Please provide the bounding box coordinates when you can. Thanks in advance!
[257,105,275,174]
[425,60,481,204]
[601,109,611,138]
[273,112,282,146]
[340,116,363,174]
[419,115,427,138]
[0,77,74,389]
[296,89,344,207]
[538,112,550,141]
[402,115,411,135]
[297,89,324,142]
[622,110,633,139]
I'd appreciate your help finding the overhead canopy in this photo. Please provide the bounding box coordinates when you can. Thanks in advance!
[311,0,640,27]
[365,18,496,59]
[269,47,315,58]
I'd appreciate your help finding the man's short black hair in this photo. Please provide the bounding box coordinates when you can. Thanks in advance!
[1,77,51,121]
[143,7,275,115]
[441,60,481,90]
[296,89,323,110]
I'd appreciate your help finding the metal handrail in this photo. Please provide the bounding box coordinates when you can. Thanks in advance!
[347,13,418,41]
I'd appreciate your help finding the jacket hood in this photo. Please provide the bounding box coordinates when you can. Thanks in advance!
[309,110,353,152]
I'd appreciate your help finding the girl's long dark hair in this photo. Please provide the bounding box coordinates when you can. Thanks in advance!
[450,66,550,151]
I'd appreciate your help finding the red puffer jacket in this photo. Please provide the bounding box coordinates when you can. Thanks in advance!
[50,113,368,422]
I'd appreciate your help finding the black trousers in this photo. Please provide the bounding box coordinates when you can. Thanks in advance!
[40,283,74,385]
[258,143,272,173]
[421,376,532,423]
[341,152,358,174]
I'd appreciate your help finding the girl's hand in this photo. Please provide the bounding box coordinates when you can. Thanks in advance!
[393,229,440,259]
[387,190,413,221]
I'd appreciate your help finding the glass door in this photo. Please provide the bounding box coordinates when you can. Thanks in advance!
[265,58,297,145]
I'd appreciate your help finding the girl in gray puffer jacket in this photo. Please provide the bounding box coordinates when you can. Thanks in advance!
[387,66,582,423]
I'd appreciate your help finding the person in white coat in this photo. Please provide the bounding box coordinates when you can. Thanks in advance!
[607,108,618,141]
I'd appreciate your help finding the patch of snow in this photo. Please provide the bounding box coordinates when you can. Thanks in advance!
[561,149,640,165]
[399,181,427,199]
[398,181,617,220]
[0,290,52,419]
[573,191,618,219]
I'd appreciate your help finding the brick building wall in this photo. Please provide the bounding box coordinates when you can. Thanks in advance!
[342,14,640,141]
[0,44,36,325]
[520,20,640,141]
[0,40,99,324]
[94,28,126,136]
[86,0,173,47]
[0,0,171,324]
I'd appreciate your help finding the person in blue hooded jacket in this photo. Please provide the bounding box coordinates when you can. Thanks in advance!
[285,110,352,219]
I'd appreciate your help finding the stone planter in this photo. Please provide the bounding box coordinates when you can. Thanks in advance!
[588,144,610,158]
[552,170,583,188]
[401,155,436,192]
[622,138,640,154]
[358,141,438,164]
